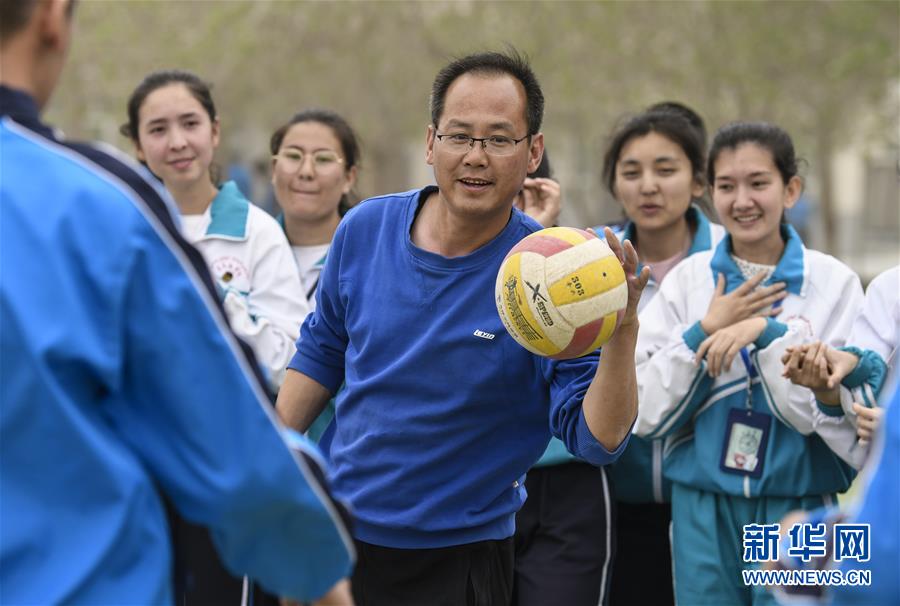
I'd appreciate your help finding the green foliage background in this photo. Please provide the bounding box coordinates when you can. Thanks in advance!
[51,0,899,245]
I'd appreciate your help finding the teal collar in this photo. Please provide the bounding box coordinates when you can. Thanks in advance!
[612,204,715,274]
[205,181,250,239]
[616,205,713,255]
[686,205,713,256]
[710,223,806,296]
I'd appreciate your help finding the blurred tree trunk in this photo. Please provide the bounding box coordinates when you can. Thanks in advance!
[815,121,836,254]
[369,138,412,199]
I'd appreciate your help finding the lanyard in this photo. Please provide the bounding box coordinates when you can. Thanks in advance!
[739,348,757,410]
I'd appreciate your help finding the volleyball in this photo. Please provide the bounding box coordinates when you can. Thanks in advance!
[495,227,628,359]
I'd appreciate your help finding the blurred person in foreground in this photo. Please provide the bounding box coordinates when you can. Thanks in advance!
[0,0,353,603]
[766,379,899,606]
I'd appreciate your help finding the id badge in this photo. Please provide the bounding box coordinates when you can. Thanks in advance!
[720,408,771,478]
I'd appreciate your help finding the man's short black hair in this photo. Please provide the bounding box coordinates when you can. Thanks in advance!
[0,0,76,43]
[430,49,544,135]
[0,0,38,42]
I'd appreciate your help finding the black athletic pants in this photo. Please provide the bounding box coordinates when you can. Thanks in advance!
[513,462,615,606]
[351,537,514,606]
[167,502,278,606]
[608,501,674,606]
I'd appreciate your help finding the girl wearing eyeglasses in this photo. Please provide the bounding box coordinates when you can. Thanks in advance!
[268,110,360,450]
[269,109,360,311]
[122,69,308,395]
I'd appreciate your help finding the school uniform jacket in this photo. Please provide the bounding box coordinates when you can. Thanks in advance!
[635,225,867,500]
[186,182,308,389]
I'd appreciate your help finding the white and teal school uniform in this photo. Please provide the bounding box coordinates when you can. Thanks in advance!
[635,225,865,605]
[275,213,330,312]
[837,265,898,418]
[610,207,726,503]
[181,182,308,390]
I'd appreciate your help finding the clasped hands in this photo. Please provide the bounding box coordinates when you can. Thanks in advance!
[780,341,879,443]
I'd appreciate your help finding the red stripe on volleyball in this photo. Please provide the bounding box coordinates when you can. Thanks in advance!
[509,235,574,257]
[553,316,605,360]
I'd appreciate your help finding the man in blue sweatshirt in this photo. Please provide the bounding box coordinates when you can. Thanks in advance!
[277,49,649,605]
[1,1,353,603]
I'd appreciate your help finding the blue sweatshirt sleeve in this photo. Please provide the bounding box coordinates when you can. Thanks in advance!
[543,352,631,465]
[110,221,354,600]
[288,219,350,393]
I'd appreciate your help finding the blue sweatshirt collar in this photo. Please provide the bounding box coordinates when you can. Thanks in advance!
[205,181,250,239]
[710,223,806,296]
[404,186,531,270]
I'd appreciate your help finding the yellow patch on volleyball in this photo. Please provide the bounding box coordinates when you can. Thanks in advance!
[495,227,628,359]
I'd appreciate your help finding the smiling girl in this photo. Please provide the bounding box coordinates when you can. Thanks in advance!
[634,122,865,605]
[122,70,307,392]
[269,109,359,310]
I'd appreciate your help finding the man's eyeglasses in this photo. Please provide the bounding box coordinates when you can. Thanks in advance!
[274,149,344,172]
[434,132,530,156]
